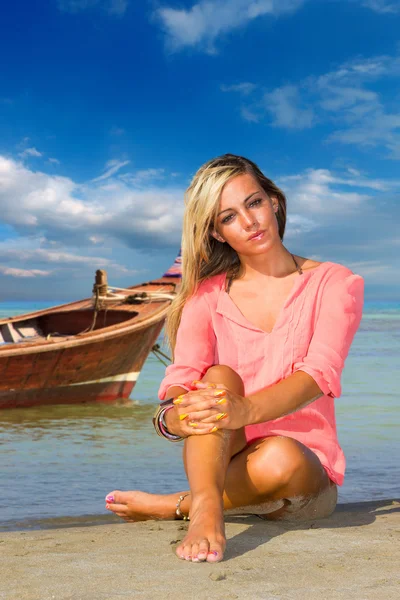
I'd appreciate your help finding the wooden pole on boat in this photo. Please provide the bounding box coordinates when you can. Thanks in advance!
[93,270,108,298]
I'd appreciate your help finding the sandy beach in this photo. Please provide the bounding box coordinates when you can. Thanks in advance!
[0,499,398,600]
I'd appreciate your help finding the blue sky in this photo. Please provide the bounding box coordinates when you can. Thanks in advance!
[0,0,399,301]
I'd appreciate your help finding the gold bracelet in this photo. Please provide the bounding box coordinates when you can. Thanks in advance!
[175,493,190,521]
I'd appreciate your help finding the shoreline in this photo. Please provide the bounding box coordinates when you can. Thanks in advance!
[1,498,399,533]
[1,499,398,600]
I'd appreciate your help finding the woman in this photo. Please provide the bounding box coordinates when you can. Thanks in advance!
[105,154,364,564]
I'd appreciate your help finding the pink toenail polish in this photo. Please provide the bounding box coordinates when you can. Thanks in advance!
[106,495,114,503]
[208,551,218,557]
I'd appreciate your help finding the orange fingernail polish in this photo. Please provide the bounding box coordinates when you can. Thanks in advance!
[173,398,183,405]
[214,390,226,397]
[216,397,227,405]
[210,426,218,433]
[179,414,188,421]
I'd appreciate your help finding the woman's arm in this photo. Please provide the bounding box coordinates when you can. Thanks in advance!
[157,285,216,437]
[245,371,323,425]
[158,288,216,401]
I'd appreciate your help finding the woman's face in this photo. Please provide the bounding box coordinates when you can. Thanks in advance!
[213,173,280,256]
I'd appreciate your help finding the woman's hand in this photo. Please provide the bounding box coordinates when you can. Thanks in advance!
[172,381,250,434]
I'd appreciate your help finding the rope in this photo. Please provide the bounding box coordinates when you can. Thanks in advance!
[123,291,176,304]
[92,284,176,305]
[96,291,126,302]
[151,343,172,367]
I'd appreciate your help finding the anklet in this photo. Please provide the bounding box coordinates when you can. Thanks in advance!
[175,493,190,521]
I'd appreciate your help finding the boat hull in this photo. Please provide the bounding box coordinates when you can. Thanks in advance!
[0,318,165,409]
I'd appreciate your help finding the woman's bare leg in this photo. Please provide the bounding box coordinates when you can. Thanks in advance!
[106,366,334,562]
[165,365,247,563]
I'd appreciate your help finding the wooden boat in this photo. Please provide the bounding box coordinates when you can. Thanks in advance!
[0,254,182,409]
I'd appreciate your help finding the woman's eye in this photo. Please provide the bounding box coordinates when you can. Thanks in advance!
[221,214,234,224]
[249,198,262,207]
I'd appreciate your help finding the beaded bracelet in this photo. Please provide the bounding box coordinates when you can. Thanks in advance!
[175,493,190,521]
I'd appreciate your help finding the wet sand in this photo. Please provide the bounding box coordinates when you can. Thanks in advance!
[1,500,398,600]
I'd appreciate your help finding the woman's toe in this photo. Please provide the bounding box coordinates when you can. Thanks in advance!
[183,543,193,562]
[190,543,201,562]
[176,542,186,560]
[105,490,131,515]
[105,490,119,503]
[197,539,210,562]
[206,545,223,563]
[109,490,130,504]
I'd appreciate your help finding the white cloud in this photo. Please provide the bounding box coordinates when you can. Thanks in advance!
[220,82,257,95]
[226,50,400,158]
[318,86,378,113]
[90,159,130,183]
[285,214,317,236]
[329,111,400,156]
[346,259,400,287]
[241,106,261,122]
[315,54,400,157]
[119,168,166,187]
[155,0,305,53]
[18,147,43,158]
[0,155,184,251]
[360,0,400,13]
[89,235,104,244]
[0,266,50,278]
[0,247,113,266]
[279,169,368,216]
[48,157,61,165]
[263,85,315,129]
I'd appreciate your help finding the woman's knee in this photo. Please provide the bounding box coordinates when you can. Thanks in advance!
[248,436,317,490]
[203,365,244,395]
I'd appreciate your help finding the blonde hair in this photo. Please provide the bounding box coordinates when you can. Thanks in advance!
[165,154,287,353]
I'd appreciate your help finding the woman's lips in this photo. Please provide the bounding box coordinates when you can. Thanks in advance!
[248,230,265,241]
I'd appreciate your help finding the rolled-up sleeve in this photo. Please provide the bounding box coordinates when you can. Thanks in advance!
[293,272,364,398]
[158,290,216,400]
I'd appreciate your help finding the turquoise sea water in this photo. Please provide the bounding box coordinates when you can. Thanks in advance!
[0,300,399,526]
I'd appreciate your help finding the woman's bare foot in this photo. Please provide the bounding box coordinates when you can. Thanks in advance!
[106,490,226,563]
[105,490,182,522]
[175,493,226,563]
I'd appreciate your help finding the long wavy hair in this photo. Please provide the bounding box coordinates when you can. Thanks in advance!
[165,154,287,354]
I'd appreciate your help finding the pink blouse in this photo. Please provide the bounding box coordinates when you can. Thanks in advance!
[158,262,364,486]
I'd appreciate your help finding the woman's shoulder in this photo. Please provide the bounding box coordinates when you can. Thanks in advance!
[297,259,364,314]
[195,273,226,295]
[186,274,226,308]
[297,257,357,280]
[300,260,364,303]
